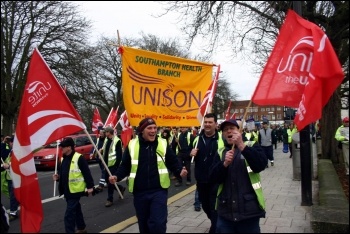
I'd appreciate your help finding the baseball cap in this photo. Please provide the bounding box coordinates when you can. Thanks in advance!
[343,117,349,123]
[220,119,240,131]
[59,137,75,147]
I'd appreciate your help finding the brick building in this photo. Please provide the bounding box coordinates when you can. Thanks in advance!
[221,100,296,125]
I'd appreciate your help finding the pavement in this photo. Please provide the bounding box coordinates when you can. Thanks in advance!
[107,142,318,233]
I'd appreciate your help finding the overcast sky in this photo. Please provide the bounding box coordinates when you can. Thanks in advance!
[77,1,259,100]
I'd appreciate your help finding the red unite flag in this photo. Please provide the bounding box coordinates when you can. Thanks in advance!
[119,110,133,148]
[10,48,86,233]
[104,107,119,128]
[224,100,232,120]
[197,65,220,124]
[251,10,344,130]
[92,107,104,134]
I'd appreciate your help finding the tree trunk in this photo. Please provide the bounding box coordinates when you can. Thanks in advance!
[320,89,343,163]
[1,114,15,136]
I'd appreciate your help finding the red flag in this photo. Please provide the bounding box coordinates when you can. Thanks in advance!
[119,110,133,148]
[224,100,232,120]
[197,65,220,124]
[251,10,343,130]
[92,107,103,134]
[10,48,86,233]
[104,107,119,128]
[230,112,236,120]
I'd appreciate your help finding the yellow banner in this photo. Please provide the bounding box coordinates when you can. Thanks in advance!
[121,46,214,127]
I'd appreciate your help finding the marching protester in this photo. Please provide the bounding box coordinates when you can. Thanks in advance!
[258,120,275,167]
[109,117,187,233]
[209,119,267,233]
[190,113,223,233]
[282,122,290,154]
[100,127,126,207]
[335,116,349,175]
[287,122,298,158]
[52,137,95,233]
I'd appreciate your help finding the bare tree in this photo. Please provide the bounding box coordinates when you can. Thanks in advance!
[1,1,91,135]
[160,1,349,162]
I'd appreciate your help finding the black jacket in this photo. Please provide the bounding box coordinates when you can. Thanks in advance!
[193,130,221,183]
[209,141,267,222]
[58,150,94,198]
[115,134,183,194]
[177,130,195,154]
[103,137,123,171]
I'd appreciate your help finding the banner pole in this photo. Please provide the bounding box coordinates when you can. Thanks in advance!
[83,129,124,199]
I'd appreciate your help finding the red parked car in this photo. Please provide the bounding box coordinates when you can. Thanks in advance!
[33,133,97,170]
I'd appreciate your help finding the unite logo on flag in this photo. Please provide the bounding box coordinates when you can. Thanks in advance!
[27,81,52,107]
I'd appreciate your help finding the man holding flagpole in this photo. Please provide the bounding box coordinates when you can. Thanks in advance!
[210,119,267,233]
[53,137,94,233]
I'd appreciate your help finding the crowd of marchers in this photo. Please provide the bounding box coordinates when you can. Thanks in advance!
[1,115,348,233]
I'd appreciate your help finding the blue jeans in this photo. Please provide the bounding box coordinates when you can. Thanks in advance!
[7,180,19,214]
[216,216,260,233]
[64,197,86,233]
[193,189,201,208]
[133,189,168,233]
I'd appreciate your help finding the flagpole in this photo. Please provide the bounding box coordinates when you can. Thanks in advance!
[103,108,113,128]
[53,139,60,197]
[192,65,220,163]
[83,129,124,199]
[293,0,312,207]
[114,109,125,129]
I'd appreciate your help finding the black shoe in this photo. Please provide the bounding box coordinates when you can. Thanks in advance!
[105,200,113,207]
[266,165,269,168]
[119,186,126,199]
[175,182,182,187]
[194,207,201,212]
[289,155,292,158]
[96,185,104,192]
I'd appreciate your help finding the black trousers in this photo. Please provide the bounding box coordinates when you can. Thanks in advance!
[197,182,218,233]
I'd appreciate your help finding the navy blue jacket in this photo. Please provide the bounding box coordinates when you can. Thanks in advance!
[209,141,267,222]
[193,130,221,183]
[58,150,94,198]
[115,134,183,194]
